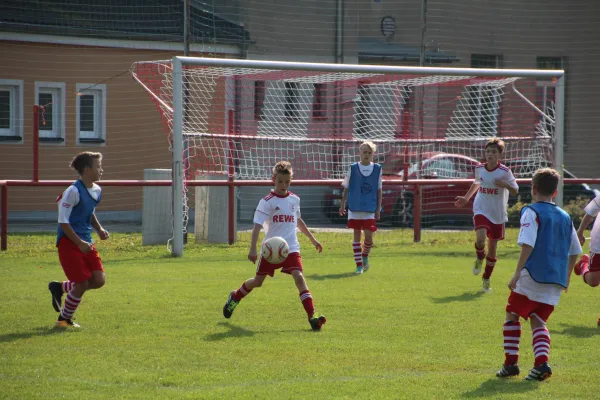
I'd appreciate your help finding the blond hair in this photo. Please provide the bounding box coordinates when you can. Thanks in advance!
[485,137,505,153]
[272,161,293,178]
[360,141,376,153]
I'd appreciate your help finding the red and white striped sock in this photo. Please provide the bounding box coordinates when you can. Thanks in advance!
[353,242,362,267]
[61,281,74,293]
[482,256,497,279]
[532,326,551,367]
[475,243,486,260]
[233,282,252,302]
[503,320,521,366]
[362,240,373,258]
[60,292,82,320]
[299,290,315,318]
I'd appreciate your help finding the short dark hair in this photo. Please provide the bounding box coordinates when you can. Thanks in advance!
[70,152,102,175]
[272,161,293,178]
[485,137,505,153]
[532,167,560,196]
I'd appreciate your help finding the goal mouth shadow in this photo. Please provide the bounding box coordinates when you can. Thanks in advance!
[430,291,485,304]
[0,326,68,343]
[462,377,540,398]
[551,323,600,339]
[305,272,358,281]
[205,322,301,341]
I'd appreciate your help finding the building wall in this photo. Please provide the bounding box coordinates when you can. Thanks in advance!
[0,41,230,213]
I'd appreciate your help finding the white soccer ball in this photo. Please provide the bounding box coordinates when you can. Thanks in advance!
[261,236,290,264]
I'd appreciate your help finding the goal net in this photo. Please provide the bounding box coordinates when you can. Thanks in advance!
[130,57,563,255]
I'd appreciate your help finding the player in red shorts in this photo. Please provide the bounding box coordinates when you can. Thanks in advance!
[338,141,382,274]
[48,152,109,328]
[496,168,581,381]
[222,161,326,330]
[574,194,600,326]
[455,138,518,291]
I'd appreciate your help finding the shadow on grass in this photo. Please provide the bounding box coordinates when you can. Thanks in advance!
[0,326,68,343]
[552,322,599,338]
[305,272,357,281]
[431,291,485,304]
[462,378,539,398]
[204,322,255,341]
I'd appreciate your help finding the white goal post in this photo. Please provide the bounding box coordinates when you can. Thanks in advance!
[132,56,565,256]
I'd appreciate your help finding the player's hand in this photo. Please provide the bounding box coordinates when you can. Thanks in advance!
[78,241,93,254]
[338,206,346,216]
[454,196,468,208]
[494,179,508,188]
[313,240,323,253]
[248,249,258,264]
[375,210,381,220]
[508,274,519,290]
[577,230,586,246]
[98,229,110,240]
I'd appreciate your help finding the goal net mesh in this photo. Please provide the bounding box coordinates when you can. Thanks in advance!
[131,60,555,230]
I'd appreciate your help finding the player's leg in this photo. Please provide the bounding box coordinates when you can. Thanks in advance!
[48,280,74,313]
[482,238,498,292]
[575,253,600,287]
[525,314,553,381]
[497,311,522,378]
[223,274,267,319]
[352,226,364,274]
[290,269,326,330]
[473,227,487,275]
[56,280,88,328]
[55,238,91,328]
[362,228,374,271]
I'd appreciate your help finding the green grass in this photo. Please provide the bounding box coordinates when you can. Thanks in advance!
[1,229,599,399]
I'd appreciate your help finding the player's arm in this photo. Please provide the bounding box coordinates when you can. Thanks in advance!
[297,218,322,253]
[376,188,382,220]
[494,170,519,197]
[509,244,533,290]
[339,166,351,216]
[576,195,600,245]
[454,182,480,208]
[91,214,109,240]
[248,223,262,263]
[566,226,583,291]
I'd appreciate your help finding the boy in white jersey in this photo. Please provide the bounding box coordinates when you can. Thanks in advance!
[339,141,382,274]
[455,138,518,292]
[496,168,581,381]
[222,161,326,330]
[573,194,600,326]
[48,152,109,328]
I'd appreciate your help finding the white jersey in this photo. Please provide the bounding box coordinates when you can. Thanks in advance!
[253,191,301,253]
[341,162,383,220]
[584,195,600,253]
[472,163,518,224]
[57,183,102,223]
[515,207,582,305]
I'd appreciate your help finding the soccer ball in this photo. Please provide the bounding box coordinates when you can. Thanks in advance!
[261,236,290,264]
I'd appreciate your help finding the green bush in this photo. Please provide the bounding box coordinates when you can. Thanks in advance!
[506,197,590,228]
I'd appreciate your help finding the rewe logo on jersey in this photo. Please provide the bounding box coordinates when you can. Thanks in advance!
[273,215,295,223]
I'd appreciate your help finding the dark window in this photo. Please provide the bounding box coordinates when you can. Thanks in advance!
[471,54,501,68]
[254,80,265,121]
[38,92,53,131]
[0,90,10,129]
[312,83,327,120]
[284,82,300,119]
[80,94,95,132]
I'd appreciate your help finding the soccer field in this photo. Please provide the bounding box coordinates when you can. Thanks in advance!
[1,230,599,399]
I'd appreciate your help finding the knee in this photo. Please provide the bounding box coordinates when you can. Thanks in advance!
[253,278,264,288]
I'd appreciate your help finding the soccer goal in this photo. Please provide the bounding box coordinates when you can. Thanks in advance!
[131,57,564,256]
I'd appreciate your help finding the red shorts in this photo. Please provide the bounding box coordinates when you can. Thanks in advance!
[347,219,378,232]
[57,237,104,283]
[256,252,303,277]
[506,291,555,323]
[589,252,600,272]
[473,214,505,240]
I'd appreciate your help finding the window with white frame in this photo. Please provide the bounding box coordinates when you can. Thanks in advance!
[76,83,106,144]
[35,82,66,143]
[0,79,24,142]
